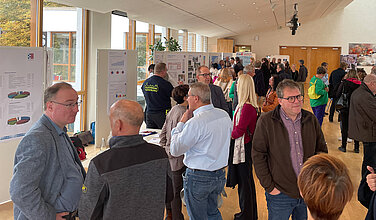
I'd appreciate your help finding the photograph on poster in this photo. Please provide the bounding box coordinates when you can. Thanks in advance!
[187,54,202,84]
[357,54,376,66]
[178,74,185,82]
[349,43,376,55]
[340,55,357,67]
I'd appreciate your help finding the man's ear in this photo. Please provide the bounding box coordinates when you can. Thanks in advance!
[45,101,53,112]
[114,119,122,133]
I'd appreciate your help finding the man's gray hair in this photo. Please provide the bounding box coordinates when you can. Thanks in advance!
[190,82,211,104]
[276,79,301,98]
[44,82,73,110]
[196,65,209,75]
[371,66,376,75]
[243,65,255,74]
[364,74,376,83]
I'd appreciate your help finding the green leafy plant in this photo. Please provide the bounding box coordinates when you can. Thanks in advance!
[164,37,182,51]
[148,40,165,61]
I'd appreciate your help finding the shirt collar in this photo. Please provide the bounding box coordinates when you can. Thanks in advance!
[44,114,66,136]
[193,104,214,116]
[280,107,301,122]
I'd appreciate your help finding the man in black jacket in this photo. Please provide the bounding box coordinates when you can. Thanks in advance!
[79,100,170,220]
[297,60,308,96]
[328,62,348,122]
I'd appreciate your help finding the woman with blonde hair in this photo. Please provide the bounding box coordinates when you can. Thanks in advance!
[214,68,234,117]
[226,74,258,220]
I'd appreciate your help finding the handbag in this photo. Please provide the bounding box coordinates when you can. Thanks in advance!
[335,86,348,110]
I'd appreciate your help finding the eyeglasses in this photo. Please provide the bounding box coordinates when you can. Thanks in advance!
[198,73,211,77]
[51,100,82,108]
[280,95,304,103]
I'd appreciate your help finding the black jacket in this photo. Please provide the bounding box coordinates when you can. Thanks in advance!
[329,68,346,98]
[297,65,308,82]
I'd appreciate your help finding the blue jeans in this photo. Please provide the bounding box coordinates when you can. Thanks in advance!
[265,191,307,220]
[311,104,326,126]
[183,168,226,220]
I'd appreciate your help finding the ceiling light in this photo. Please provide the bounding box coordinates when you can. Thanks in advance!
[256,7,259,10]
[233,13,236,16]
[252,2,256,5]
[221,4,225,7]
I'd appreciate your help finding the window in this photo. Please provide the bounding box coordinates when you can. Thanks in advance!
[43,1,86,133]
[111,13,129,49]
[0,0,31,47]
[136,21,149,81]
[188,33,195,52]
[50,32,76,82]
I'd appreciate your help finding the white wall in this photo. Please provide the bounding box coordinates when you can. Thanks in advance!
[232,0,376,59]
[86,11,111,130]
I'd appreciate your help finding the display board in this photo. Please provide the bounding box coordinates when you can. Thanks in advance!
[270,55,290,63]
[95,49,137,147]
[236,52,256,66]
[154,51,206,86]
[0,46,48,203]
[209,53,221,66]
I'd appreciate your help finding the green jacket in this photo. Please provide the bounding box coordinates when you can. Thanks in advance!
[309,76,328,107]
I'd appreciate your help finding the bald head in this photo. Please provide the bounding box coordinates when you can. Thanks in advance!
[364,74,376,94]
[110,100,144,136]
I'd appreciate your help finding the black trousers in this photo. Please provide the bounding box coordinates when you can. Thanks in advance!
[329,97,338,121]
[229,141,258,220]
[340,110,359,150]
[169,166,186,220]
[145,111,167,129]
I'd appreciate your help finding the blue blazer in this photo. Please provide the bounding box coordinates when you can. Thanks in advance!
[10,115,86,220]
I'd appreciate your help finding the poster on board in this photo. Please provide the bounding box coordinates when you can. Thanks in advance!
[236,52,256,66]
[154,51,165,64]
[209,53,221,67]
[107,51,127,114]
[166,52,186,87]
[187,53,203,84]
[0,48,44,142]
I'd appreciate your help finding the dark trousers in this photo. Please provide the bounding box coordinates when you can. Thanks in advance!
[166,166,186,220]
[234,142,258,220]
[362,142,376,177]
[145,111,167,129]
[329,97,338,121]
[312,104,326,126]
[340,110,359,150]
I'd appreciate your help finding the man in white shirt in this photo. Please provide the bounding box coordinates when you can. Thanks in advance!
[170,82,232,220]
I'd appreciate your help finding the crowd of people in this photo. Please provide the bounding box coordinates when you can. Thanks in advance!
[8,56,376,220]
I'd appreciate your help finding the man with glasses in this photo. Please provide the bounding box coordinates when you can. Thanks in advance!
[196,65,229,113]
[252,79,327,220]
[170,82,232,220]
[10,82,86,220]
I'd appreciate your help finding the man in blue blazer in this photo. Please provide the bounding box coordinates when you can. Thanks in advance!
[10,82,86,220]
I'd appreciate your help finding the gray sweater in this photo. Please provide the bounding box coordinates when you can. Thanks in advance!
[78,135,170,220]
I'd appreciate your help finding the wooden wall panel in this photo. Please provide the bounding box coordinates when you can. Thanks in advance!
[217,39,234,53]
[279,46,340,80]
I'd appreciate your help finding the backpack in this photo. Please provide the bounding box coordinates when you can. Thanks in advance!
[308,79,321,99]
[70,136,87,160]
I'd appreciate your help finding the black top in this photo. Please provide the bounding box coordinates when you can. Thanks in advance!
[329,68,346,98]
[142,75,173,113]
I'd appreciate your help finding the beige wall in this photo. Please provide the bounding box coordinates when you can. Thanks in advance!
[87,11,111,130]
[208,37,218,52]
[232,0,376,60]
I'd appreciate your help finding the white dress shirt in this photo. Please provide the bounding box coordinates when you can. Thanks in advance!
[170,104,232,171]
